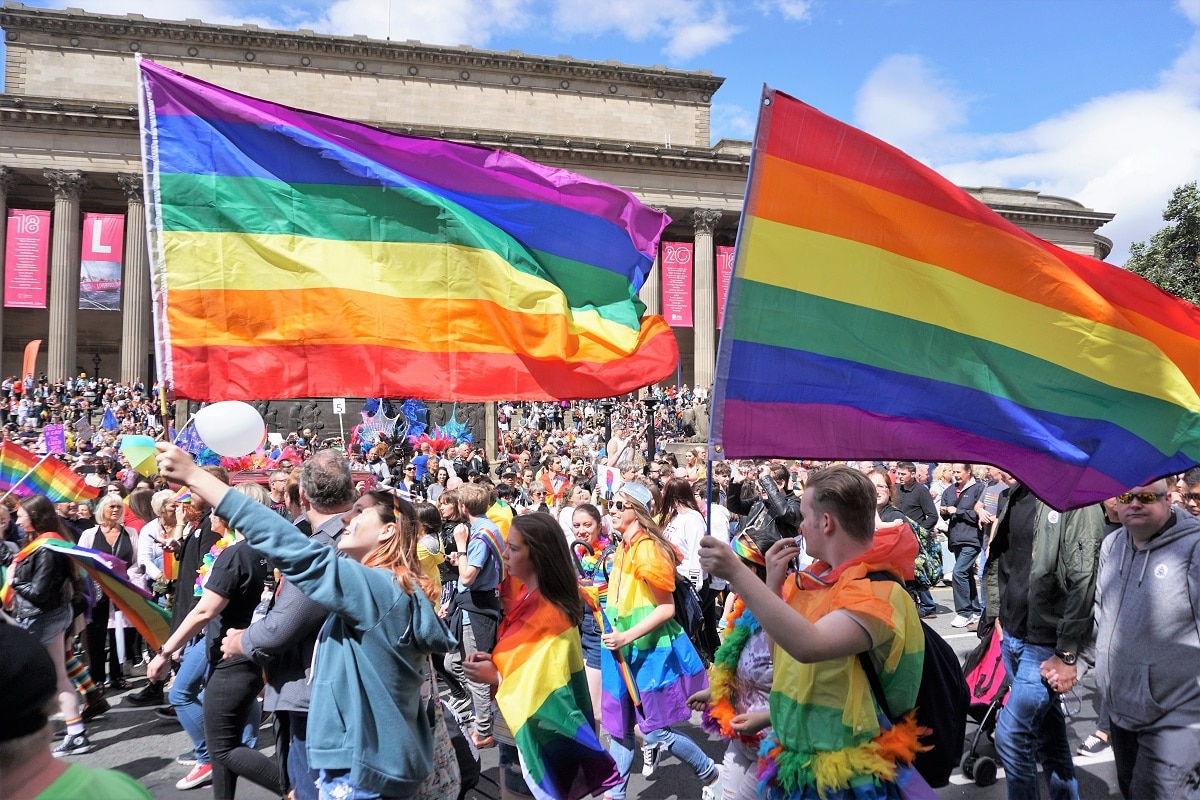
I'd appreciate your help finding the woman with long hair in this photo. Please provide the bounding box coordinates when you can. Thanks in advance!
[8,495,92,756]
[436,489,468,609]
[600,483,717,800]
[571,502,613,726]
[657,477,707,593]
[147,489,279,800]
[463,513,618,800]
[426,466,451,504]
[78,494,138,689]
[156,443,457,800]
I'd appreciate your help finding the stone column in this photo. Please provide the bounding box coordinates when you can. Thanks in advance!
[637,206,665,315]
[45,169,88,382]
[118,173,151,384]
[691,208,721,389]
[0,167,17,372]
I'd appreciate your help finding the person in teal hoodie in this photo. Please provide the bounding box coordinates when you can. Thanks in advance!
[156,442,457,800]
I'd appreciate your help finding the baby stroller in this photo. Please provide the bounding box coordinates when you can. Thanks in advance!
[958,621,1009,787]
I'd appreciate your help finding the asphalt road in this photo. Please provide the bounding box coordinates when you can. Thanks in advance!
[60,585,1119,799]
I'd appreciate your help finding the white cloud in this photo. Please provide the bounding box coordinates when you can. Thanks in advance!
[711,102,756,139]
[853,54,973,160]
[755,0,813,22]
[853,10,1200,265]
[548,0,738,62]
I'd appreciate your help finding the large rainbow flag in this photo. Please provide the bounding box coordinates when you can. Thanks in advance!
[0,534,171,649]
[712,87,1200,510]
[136,59,678,402]
[0,441,101,503]
[492,589,618,800]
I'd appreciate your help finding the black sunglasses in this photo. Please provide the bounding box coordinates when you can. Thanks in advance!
[1114,491,1167,504]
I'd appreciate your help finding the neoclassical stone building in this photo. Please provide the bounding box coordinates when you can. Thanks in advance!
[0,2,1115,388]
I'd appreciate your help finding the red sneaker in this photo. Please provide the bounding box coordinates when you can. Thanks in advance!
[176,763,213,790]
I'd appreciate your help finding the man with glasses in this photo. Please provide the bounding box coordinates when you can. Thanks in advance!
[268,470,291,520]
[1179,466,1200,517]
[1091,479,1200,799]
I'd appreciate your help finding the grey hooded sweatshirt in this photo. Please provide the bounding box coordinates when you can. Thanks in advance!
[1095,509,1200,730]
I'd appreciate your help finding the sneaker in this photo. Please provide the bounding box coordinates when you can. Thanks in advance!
[1079,734,1110,756]
[701,766,721,800]
[52,732,92,757]
[176,751,198,766]
[950,614,972,628]
[81,694,110,721]
[641,742,664,777]
[125,682,165,707]
[176,763,213,790]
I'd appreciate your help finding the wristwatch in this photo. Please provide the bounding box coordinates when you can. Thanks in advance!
[1055,650,1077,665]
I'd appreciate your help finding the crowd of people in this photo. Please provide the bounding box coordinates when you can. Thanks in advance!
[3,381,1200,800]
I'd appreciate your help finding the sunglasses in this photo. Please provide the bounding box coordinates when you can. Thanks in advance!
[1185,493,1200,502]
[611,500,634,511]
[1114,491,1167,504]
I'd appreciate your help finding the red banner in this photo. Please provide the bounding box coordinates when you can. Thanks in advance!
[661,241,693,328]
[80,212,124,311]
[717,245,735,328]
[4,209,51,309]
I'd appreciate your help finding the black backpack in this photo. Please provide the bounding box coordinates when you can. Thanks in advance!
[859,572,968,788]
[671,578,714,665]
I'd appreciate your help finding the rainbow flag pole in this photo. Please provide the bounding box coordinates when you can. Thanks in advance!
[0,450,54,502]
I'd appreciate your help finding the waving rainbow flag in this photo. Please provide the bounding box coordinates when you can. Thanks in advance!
[136,59,677,402]
[493,590,618,800]
[0,534,171,649]
[712,87,1200,511]
[0,441,100,503]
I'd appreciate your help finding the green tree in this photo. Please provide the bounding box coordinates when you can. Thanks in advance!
[1125,182,1200,306]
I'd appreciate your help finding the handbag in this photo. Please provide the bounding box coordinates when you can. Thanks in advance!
[413,657,462,800]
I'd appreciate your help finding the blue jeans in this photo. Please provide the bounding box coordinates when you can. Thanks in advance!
[606,726,716,800]
[287,711,320,800]
[950,544,981,616]
[994,635,1078,800]
[170,638,210,765]
[168,637,261,766]
[915,588,936,615]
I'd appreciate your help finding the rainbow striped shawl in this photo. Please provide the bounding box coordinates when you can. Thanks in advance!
[493,589,619,800]
[713,87,1200,511]
[136,58,678,402]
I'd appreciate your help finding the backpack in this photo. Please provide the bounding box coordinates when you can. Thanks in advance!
[901,517,943,589]
[671,578,714,665]
[858,572,968,788]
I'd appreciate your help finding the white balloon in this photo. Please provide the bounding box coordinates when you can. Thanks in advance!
[193,401,266,457]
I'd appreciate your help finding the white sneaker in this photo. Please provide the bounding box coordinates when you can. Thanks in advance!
[641,742,663,777]
[701,766,721,800]
[950,614,972,628]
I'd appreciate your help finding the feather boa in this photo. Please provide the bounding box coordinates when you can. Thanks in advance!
[701,598,765,746]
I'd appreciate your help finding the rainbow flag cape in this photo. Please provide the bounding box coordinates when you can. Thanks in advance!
[712,87,1200,511]
[493,589,619,800]
[136,58,678,402]
[0,441,101,503]
[0,534,171,649]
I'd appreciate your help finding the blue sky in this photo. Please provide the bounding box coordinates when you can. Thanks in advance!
[5,0,1200,264]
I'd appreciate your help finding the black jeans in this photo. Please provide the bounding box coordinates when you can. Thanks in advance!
[203,660,282,800]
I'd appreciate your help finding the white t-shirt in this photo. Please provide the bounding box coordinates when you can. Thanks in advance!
[663,507,707,590]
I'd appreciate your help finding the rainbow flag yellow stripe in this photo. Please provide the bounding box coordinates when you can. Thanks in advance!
[712,87,1200,510]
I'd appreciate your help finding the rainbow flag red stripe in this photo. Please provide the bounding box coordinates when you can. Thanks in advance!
[137,59,678,401]
[0,441,100,503]
[0,534,171,648]
[712,87,1200,510]
[493,589,619,800]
